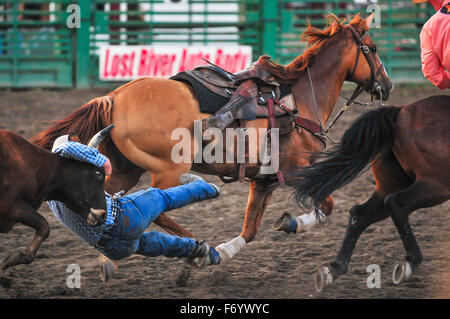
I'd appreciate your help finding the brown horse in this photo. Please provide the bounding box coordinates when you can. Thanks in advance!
[291,95,450,291]
[30,14,392,271]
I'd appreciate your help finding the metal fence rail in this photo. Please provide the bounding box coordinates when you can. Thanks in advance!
[275,0,434,82]
[0,0,435,88]
[0,0,74,87]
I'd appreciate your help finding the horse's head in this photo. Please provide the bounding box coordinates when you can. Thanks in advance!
[257,13,392,102]
[344,13,393,101]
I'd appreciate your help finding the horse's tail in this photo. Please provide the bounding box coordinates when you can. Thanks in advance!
[292,106,401,209]
[30,95,114,150]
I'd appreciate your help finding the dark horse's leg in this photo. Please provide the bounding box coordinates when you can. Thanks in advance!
[315,152,412,292]
[315,191,390,292]
[386,178,449,284]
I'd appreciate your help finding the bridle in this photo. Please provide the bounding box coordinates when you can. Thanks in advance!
[316,25,387,137]
[276,25,388,145]
[346,24,385,101]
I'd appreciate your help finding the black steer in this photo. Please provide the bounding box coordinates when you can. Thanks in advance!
[0,128,110,271]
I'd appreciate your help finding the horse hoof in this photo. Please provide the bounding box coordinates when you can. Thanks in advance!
[273,212,296,234]
[315,267,333,292]
[392,262,412,285]
[100,260,115,282]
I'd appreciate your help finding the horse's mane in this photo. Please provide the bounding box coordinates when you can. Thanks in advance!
[257,13,368,84]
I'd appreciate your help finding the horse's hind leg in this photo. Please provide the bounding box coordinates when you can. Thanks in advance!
[385,178,449,285]
[315,152,412,292]
[315,191,389,291]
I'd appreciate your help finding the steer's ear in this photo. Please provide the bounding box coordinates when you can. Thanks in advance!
[68,135,81,143]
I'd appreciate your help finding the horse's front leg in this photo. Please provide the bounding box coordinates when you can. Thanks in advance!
[273,195,334,234]
[215,180,274,263]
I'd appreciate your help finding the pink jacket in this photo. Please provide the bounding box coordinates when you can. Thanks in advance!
[420,0,450,89]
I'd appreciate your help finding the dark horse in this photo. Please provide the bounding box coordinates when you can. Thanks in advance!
[292,95,450,291]
[30,14,391,276]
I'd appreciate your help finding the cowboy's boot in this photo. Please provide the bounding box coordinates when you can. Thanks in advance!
[202,79,258,130]
[187,240,221,267]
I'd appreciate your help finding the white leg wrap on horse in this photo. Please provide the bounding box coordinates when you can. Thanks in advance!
[295,210,326,233]
[216,236,246,264]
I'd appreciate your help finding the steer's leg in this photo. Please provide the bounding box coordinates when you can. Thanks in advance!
[1,205,49,271]
[215,180,274,263]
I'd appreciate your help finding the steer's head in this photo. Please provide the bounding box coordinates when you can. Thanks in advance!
[53,125,114,227]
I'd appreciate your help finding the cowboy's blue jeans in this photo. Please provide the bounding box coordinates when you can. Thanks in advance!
[101,180,218,261]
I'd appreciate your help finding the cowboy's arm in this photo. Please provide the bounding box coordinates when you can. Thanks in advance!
[420,25,450,89]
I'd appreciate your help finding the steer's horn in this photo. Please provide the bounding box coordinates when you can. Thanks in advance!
[88,124,115,149]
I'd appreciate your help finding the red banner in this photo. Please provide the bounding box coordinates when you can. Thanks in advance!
[99,45,252,81]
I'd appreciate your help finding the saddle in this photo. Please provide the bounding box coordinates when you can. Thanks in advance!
[181,62,297,118]
[171,61,325,184]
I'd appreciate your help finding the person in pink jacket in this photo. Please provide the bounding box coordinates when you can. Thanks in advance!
[413,0,450,89]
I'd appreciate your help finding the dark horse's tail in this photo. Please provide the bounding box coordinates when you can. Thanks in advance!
[293,106,401,209]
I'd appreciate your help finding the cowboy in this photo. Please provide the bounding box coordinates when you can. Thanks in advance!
[414,0,450,89]
[47,133,221,268]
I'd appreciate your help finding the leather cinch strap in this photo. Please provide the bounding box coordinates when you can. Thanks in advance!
[267,99,286,185]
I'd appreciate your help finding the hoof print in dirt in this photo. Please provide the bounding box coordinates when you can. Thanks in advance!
[176,265,192,287]
[0,276,12,289]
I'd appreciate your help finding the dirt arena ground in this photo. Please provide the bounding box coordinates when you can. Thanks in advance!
[0,84,448,299]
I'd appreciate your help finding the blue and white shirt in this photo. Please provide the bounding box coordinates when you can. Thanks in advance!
[47,192,121,247]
